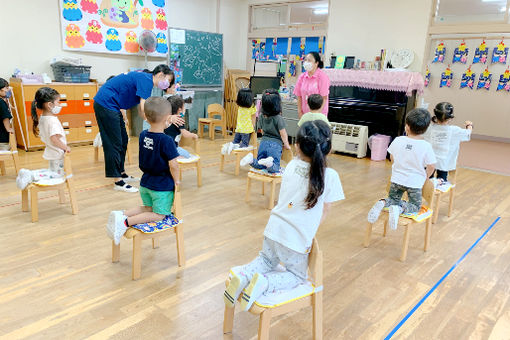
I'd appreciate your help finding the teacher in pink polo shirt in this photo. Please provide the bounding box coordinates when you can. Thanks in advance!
[294,51,330,118]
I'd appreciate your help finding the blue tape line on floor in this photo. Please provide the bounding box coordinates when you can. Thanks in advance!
[384,216,501,340]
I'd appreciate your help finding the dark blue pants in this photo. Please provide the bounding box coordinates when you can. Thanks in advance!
[251,139,282,173]
[94,102,128,178]
[233,132,251,148]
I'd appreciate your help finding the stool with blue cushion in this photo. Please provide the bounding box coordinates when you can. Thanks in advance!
[112,186,185,280]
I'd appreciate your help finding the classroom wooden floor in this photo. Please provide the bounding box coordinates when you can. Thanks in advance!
[1,137,510,340]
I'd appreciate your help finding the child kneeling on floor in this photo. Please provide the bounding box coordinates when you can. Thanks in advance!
[240,89,291,173]
[224,120,344,310]
[107,97,180,245]
[164,95,198,159]
[367,108,436,230]
[221,88,256,155]
[17,87,70,189]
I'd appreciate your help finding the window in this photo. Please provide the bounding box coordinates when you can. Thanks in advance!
[435,0,508,23]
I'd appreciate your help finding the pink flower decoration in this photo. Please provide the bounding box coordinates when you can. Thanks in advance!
[447,80,451,87]
[461,56,467,63]
[485,82,490,89]
[505,84,510,91]
[500,56,506,63]
[481,56,487,63]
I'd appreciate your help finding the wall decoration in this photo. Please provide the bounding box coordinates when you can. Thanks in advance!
[497,68,510,91]
[433,42,446,63]
[86,20,103,44]
[305,37,319,54]
[169,44,182,83]
[440,66,453,88]
[452,41,468,64]
[65,24,85,48]
[275,37,289,57]
[59,0,168,56]
[477,68,492,90]
[288,56,297,77]
[460,66,475,89]
[473,40,489,64]
[299,38,306,60]
[265,38,277,60]
[492,40,508,64]
[424,66,430,87]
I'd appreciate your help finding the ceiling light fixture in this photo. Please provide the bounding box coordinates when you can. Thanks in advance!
[313,8,328,15]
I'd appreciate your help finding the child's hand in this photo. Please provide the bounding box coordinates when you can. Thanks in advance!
[174,180,181,187]
[65,146,71,153]
[284,143,292,150]
[192,133,198,139]
[7,128,14,134]
[465,121,473,126]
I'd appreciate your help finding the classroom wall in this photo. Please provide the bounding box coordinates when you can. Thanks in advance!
[326,0,432,72]
[0,0,248,83]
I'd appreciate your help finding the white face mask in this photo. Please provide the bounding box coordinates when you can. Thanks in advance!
[303,61,314,71]
[51,105,62,114]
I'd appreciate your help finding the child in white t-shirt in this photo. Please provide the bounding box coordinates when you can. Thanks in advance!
[367,108,436,231]
[16,87,69,189]
[423,102,472,187]
[224,120,344,311]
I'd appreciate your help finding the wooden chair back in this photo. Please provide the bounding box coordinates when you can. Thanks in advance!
[308,238,323,288]
[208,103,226,121]
[179,136,200,154]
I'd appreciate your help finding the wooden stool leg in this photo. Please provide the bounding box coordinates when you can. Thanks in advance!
[235,154,240,176]
[152,237,160,249]
[220,154,225,172]
[132,235,142,280]
[268,181,276,210]
[67,179,79,215]
[383,220,388,237]
[31,188,38,222]
[223,306,235,334]
[424,219,432,252]
[199,123,203,138]
[21,189,29,212]
[211,124,215,141]
[94,147,99,162]
[433,193,440,224]
[364,222,373,247]
[112,241,120,263]
[0,161,5,176]
[400,225,410,262]
[196,161,202,187]
[313,290,323,340]
[258,310,272,340]
[175,223,185,266]
[58,189,66,204]
[12,153,20,174]
[448,188,455,217]
[245,177,252,202]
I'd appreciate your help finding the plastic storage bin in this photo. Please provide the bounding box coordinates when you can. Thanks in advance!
[369,134,391,161]
[51,64,91,83]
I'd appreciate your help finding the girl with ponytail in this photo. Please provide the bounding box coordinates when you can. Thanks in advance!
[17,87,68,189]
[224,120,344,311]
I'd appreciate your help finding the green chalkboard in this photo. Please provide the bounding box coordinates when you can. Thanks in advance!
[169,29,223,87]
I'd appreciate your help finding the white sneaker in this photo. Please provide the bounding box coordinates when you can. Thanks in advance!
[106,210,122,241]
[224,272,248,307]
[240,153,254,167]
[221,143,229,155]
[230,143,240,153]
[122,175,140,183]
[240,273,268,311]
[388,205,401,231]
[367,199,385,223]
[258,157,274,169]
[112,211,128,245]
[114,182,139,193]
[16,169,33,190]
[226,142,234,155]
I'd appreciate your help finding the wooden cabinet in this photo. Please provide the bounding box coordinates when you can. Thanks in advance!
[10,78,99,150]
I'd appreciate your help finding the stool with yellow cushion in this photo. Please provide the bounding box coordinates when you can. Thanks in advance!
[223,238,323,340]
[364,179,436,262]
[245,148,293,210]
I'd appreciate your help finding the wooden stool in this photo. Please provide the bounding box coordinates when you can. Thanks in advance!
[94,134,133,165]
[21,154,78,222]
[364,179,436,262]
[223,238,323,340]
[432,170,457,224]
[245,148,293,210]
[177,137,202,187]
[198,103,227,140]
[220,133,257,176]
[112,187,185,280]
[0,133,20,175]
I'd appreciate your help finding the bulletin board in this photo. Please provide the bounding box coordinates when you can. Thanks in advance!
[59,0,169,57]
[423,35,510,139]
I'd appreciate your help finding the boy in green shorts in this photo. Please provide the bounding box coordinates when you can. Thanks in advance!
[107,97,180,245]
